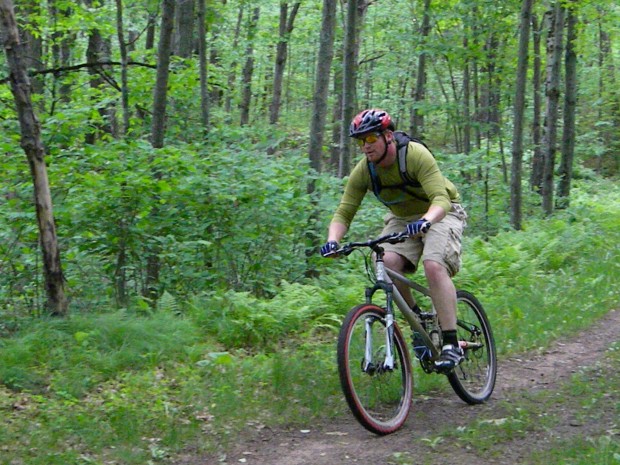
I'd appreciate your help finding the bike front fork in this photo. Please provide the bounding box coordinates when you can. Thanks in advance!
[362,313,396,373]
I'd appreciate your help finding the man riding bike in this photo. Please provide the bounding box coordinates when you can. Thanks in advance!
[321,108,468,370]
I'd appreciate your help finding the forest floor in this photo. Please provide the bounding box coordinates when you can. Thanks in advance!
[186,309,620,465]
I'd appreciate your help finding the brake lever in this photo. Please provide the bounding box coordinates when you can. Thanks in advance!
[385,231,409,244]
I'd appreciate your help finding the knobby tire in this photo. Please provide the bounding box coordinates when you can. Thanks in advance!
[447,290,497,403]
[337,304,413,435]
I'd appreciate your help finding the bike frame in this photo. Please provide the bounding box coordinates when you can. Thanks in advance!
[364,249,441,371]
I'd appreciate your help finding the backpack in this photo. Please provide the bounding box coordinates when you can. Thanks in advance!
[367,131,432,205]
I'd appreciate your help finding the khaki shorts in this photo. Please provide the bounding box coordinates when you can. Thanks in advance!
[380,203,468,277]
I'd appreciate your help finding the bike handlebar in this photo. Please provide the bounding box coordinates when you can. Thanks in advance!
[324,230,410,257]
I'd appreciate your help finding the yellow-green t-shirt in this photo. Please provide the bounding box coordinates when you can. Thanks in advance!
[332,141,460,228]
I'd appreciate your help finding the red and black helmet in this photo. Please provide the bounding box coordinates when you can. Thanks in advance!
[349,109,395,137]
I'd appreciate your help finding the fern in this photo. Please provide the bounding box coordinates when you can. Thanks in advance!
[158,291,179,314]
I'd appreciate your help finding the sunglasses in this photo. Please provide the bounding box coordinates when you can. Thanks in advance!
[356,132,382,147]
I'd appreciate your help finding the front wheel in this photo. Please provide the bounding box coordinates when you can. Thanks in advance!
[337,304,413,435]
[447,290,497,404]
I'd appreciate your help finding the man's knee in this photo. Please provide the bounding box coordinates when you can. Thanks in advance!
[423,259,449,280]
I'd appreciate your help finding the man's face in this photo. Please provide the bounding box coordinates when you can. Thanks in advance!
[357,131,390,163]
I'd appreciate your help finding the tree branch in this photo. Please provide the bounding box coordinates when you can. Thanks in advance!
[358,52,386,66]
[0,60,156,85]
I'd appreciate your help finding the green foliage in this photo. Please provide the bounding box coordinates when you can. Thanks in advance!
[455,179,620,354]
[1,0,620,459]
[0,126,330,312]
[187,277,360,350]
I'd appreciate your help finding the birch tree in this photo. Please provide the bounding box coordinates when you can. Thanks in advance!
[0,0,68,316]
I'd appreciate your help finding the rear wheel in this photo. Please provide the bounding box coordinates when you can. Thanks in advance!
[447,290,497,404]
[337,304,413,435]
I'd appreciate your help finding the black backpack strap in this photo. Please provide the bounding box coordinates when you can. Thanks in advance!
[393,131,423,188]
[367,161,383,199]
[397,143,414,184]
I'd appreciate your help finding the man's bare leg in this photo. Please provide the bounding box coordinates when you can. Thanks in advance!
[423,259,457,330]
[423,259,464,369]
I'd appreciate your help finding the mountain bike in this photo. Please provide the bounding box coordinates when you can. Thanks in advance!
[326,230,497,435]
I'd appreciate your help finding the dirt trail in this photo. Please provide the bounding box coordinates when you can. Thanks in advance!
[195,310,620,465]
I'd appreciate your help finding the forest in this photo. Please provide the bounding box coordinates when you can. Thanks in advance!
[0,0,618,315]
[0,0,619,464]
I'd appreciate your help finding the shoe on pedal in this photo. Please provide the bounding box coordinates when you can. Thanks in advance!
[434,344,464,371]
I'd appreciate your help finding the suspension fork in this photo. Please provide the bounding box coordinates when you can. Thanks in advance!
[383,289,396,370]
[362,255,396,371]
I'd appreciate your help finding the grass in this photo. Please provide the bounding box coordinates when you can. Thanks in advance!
[0,311,202,396]
[534,436,620,465]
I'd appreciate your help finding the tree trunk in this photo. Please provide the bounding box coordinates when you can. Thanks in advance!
[145,12,156,50]
[14,1,43,97]
[462,35,472,157]
[481,34,505,181]
[541,3,565,216]
[329,45,343,173]
[410,0,431,137]
[510,0,533,230]
[270,2,301,125]
[557,6,578,208]
[597,12,620,175]
[115,0,130,135]
[472,48,481,152]
[225,5,244,115]
[151,0,175,149]
[207,3,225,107]
[308,0,336,177]
[480,34,501,136]
[240,7,260,126]
[85,0,115,143]
[174,0,195,58]
[0,0,68,316]
[49,0,73,105]
[198,0,210,130]
[145,0,175,305]
[339,0,359,177]
[530,14,544,192]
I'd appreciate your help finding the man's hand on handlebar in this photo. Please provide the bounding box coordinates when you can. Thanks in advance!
[320,240,340,257]
[406,218,431,236]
